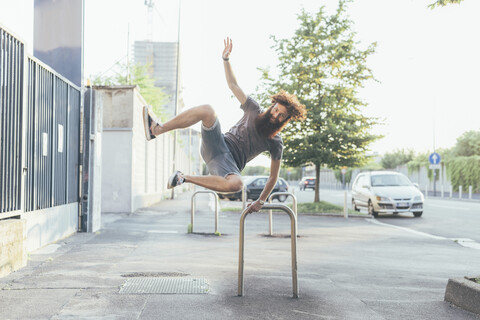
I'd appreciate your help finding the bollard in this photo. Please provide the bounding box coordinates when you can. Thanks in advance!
[425,185,428,198]
[450,185,453,199]
[441,185,444,198]
[191,191,219,234]
[469,186,472,200]
[242,185,247,210]
[344,191,348,218]
[238,203,298,298]
[459,186,463,200]
[267,192,297,236]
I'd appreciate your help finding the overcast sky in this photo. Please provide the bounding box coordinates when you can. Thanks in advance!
[1,0,480,166]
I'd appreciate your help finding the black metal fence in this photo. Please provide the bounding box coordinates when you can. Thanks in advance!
[1,26,81,218]
[0,28,24,216]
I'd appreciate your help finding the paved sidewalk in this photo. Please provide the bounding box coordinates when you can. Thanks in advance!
[1,191,479,319]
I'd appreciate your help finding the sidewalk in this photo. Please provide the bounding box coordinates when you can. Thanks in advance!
[1,191,479,319]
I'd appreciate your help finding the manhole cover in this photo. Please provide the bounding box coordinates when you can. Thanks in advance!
[119,277,209,294]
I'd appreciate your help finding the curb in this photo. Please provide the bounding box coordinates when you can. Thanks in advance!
[444,277,480,315]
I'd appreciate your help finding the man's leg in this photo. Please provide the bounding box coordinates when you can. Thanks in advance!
[152,104,216,136]
[182,173,243,193]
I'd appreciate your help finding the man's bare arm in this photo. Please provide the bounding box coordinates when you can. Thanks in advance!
[222,37,247,105]
[246,159,281,213]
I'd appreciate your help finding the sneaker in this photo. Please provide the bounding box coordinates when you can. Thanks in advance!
[167,171,185,189]
[143,105,162,141]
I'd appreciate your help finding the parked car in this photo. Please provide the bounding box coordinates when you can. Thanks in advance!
[220,176,289,202]
[299,177,316,191]
[351,171,424,218]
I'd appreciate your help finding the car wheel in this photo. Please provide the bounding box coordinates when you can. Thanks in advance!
[368,200,378,218]
[352,199,360,212]
[278,195,287,202]
[413,212,423,217]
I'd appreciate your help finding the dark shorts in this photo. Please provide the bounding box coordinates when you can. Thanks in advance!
[201,118,241,178]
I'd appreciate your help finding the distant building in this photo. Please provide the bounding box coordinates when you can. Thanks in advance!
[133,40,183,117]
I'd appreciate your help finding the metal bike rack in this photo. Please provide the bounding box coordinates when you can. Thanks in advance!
[267,192,297,236]
[241,185,247,210]
[238,203,298,298]
[190,190,220,234]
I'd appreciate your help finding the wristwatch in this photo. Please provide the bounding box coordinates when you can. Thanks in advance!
[258,199,265,205]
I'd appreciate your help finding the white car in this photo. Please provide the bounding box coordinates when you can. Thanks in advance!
[351,171,424,218]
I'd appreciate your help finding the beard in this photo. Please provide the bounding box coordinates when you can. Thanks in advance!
[254,107,290,139]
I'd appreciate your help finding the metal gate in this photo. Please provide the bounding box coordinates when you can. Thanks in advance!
[0,27,24,217]
[1,25,81,219]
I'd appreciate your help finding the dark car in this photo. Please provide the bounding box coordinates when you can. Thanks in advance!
[299,177,316,191]
[221,176,290,202]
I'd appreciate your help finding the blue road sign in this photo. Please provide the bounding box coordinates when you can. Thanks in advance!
[429,152,441,165]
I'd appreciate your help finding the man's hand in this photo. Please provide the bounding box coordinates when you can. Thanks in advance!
[245,199,264,214]
[223,37,232,60]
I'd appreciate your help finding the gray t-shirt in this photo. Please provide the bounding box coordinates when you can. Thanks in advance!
[224,96,283,171]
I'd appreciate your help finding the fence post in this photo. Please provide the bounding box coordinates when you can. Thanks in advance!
[242,185,247,210]
[469,186,472,200]
[190,190,220,234]
[238,203,298,298]
[267,192,297,236]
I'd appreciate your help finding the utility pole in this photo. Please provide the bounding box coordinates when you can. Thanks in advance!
[171,0,181,199]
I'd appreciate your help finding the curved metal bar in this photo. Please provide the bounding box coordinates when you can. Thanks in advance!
[190,190,219,233]
[238,203,298,298]
[242,185,247,210]
[267,192,297,236]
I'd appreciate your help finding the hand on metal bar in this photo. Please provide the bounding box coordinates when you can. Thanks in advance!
[245,199,263,214]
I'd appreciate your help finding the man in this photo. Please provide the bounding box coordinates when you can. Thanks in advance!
[143,37,306,213]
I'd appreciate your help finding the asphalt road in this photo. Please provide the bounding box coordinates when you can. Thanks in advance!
[294,187,480,244]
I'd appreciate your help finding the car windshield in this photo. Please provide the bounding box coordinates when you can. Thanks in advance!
[371,174,412,187]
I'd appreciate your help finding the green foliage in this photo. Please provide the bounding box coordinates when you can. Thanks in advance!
[241,165,302,181]
[241,166,269,176]
[428,0,464,9]
[90,62,170,121]
[296,202,358,214]
[279,166,302,181]
[334,167,353,184]
[254,0,381,202]
[381,149,414,169]
[452,130,480,157]
[445,156,480,192]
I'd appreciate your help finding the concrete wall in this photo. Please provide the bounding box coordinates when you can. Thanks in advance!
[98,86,199,214]
[22,203,78,252]
[0,219,27,277]
[102,130,133,212]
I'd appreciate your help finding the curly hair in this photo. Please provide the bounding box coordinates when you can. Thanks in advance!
[271,90,307,121]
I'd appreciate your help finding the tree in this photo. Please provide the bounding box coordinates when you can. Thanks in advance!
[255,0,381,202]
[452,130,480,157]
[90,63,170,121]
[428,0,464,9]
[381,149,415,169]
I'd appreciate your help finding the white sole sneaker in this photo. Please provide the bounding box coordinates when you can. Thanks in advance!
[143,105,161,141]
[167,171,184,189]
[143,106,153,141]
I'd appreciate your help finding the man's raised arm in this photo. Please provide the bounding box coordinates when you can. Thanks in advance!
[246,159,281,213]
[222,37,247,105]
